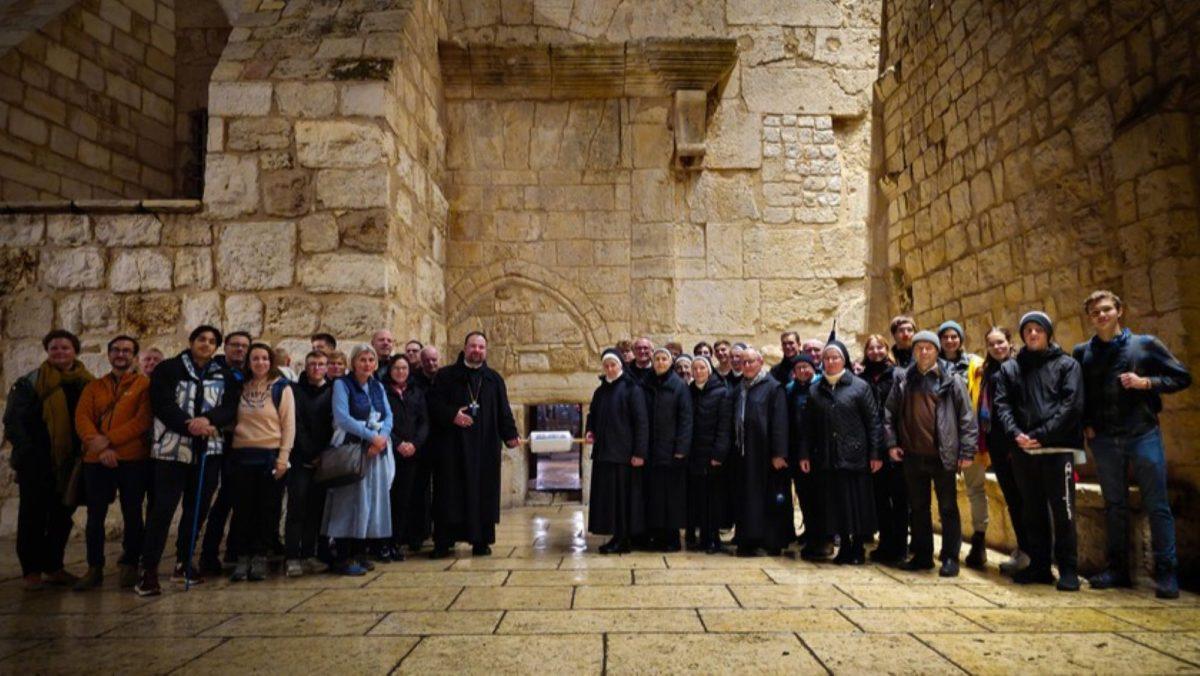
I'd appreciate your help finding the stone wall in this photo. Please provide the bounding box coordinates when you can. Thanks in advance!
[0,0,180,199]
[174,1,232,196]
[877,0,1200,580]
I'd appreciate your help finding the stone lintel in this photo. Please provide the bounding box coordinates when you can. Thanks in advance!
[0,199,204,215]
[440,38,737,100]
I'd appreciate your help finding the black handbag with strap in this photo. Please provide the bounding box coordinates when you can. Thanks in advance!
[313,440,367,487]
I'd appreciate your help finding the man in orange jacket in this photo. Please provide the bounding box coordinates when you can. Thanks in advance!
[73,335,152,590]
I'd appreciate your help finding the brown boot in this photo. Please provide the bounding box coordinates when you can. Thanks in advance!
[73,567,104,592]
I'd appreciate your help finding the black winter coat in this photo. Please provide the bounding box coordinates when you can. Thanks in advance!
[980,361,1018,459]
[688,377,731,472]
[785,378,814,468]
[385,383,429,455]
[587,371,649,464]
[292,378,333,465]
[800,372,883,472]
[994,345,1084,449]
[645,371,693,466]
[769,356,796,385]
[730,373,789,542]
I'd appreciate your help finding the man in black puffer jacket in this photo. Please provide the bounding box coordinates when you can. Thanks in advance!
[994,311,1084,591]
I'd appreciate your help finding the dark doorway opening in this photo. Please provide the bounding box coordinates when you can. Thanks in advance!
[526,404,583,497]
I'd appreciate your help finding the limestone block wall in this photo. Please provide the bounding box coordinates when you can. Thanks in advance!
[0,0,181,200]
[878,0,1200,580]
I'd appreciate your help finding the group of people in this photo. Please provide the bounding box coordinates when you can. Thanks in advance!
[3,289,1190,600]
[4,326,517,595]
[584,290,1190,599]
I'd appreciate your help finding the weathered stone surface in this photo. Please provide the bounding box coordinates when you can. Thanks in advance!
[174,249,213,288]
[320,296,390,337]
[275,82,338,118]
[216,221,296,290]
[315,169,388,209]
[727,0,841,26]
[227,117,292,151]
[209,82,273,116]
[4,292,53,338]
[94,214,162,246]
[162,219,213,246]
[3,340,44,389]
[0,215,45,245]
[296,121,389,168]
[676,280,760,334]
[298,213,339,253]
[631,169,674,223]
[705,105,762,169]
[79,292,120,332]
[341,82,387,116]
[224,294,264,336]
[123,294,181,336]
[42,247,105,289]
[0,249,39,295]
[182,292,222,330]
[261,169,312,217]
[264,294,321,335]
[110,250,173,292]
[45,214,91,244]
[300,253,398,296]
[204,155,260,219]
[686,172,760,222]
[338,209,390,251]
[742,65,871,116]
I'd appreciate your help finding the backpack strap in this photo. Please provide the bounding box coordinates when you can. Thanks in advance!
[271,378,291,408]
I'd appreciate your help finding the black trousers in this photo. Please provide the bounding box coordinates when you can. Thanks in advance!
[1010,450,1077,573]
[229,457,284,558]
[200,456,234,562]
[140,458,219,572]
[988,445,1029,554]
[389,454,417,548]
[872,459,908,556]
[903,454,961,563]
[16,471,75,576]
[285,464,327,560]
[84,461,150,568]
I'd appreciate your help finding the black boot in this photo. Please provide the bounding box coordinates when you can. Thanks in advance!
[965,532,986,570]
[1154,563,1180,600]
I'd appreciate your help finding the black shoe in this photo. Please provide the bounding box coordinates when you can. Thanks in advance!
[764,547,782,557]
[429,546,451,560]
[1013,567,1056,585]
[848,546,866,565]
[472,544,492,557]
[735,546,758,557]
[391,546,407,562]
[800,545,832,562]
[1087,569,1133,589]
[939,559,960,577]
[199,555,223,576]
[704,541,722,555]
[1154,564,1180,600]
[406,541,424,553]
[598,540,618,555]
[1056,569,1081,591]
[965,532,986,570]
[899,557,935,571]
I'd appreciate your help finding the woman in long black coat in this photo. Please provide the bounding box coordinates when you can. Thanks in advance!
[383,356,429,561]
[859,335,907,564]
[587,349,649,554]
[799,341,884,565]
[686,356,731,554]
[643,348,693,552]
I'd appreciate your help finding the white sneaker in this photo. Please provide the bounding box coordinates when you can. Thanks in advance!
[999,550,1030,575]
[302,557,328,574]
[285,559,304,577]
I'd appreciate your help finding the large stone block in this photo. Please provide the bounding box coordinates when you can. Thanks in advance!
[338,209,390,251]
[182,292,222,330]
[275,82,337,118]
[174,249,213,288]
[204,155,260,218]
[675,280,760,335]
[298,213,339,252]
[4,292,53,338]
[320,296,391,337]
[727,0,841,26]
[705,105,762,169]
[631,169,674,223]
[45,214,91,245]
[0,249,38,296]
[296,121,388,168]
[263,294,321,335]
[79,292,120,333]
[743,65,871,117]
[123,294,181,336]
[315,169,388,209]
[216,221,296,290]
[94,214,162,246]
[0,215,45,245]
[225,294,264,336]
[110,250,173,292]
[209,82,273,116]
[227,117,291,151]
[261,169,312,217]
[299,253,398,296]
[4,340,44,389]
[42,248,105,289]
[686,172,759,222]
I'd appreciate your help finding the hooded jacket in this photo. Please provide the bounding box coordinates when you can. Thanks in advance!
[1072,328,1192,437]
[800,371,883,471]
[994,345,1084,449]
[883,360,978,470]
[586,370,649,464]
[645,370,693,466]
[688,376,732,471]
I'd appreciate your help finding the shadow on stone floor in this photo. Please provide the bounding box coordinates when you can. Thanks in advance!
[0,504,1196,674]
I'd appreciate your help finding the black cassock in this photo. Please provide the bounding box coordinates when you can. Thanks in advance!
[426,354,518,546]
[731,373,792,549]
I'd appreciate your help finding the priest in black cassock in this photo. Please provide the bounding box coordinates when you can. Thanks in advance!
[426,332,519,558]
[730,347,792,557]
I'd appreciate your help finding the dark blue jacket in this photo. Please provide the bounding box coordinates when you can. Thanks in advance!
[1073,329,1192,437]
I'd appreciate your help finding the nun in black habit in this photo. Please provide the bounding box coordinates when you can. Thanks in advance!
[642,347,693,552]
[586,349,649,554]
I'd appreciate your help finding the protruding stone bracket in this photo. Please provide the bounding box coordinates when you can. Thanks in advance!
[672,90,708,171]
[439,38,738,101]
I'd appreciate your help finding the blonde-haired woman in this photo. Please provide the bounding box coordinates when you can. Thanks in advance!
[322,344,394,576]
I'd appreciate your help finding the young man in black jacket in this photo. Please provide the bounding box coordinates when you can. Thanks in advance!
[994,311,1084,591]
[284,350,335,576]
[1074,291,1192,599]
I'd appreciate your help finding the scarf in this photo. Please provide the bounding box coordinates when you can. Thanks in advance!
[35,359,94,470]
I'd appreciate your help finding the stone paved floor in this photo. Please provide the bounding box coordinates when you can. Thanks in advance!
[0,504,1197,674]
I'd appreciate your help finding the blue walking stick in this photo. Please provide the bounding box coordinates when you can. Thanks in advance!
[183,445,210,591]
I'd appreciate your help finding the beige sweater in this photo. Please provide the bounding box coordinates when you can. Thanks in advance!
[232,378,296,465]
